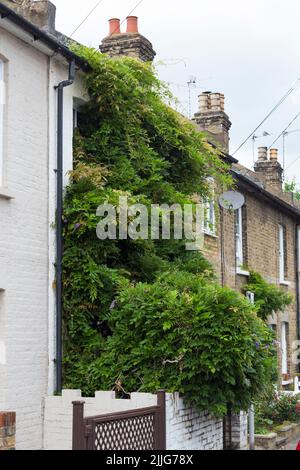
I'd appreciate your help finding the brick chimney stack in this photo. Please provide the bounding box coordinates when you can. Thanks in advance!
[2,1,56,34]
[254,147,283,192]
[100,16,156,62]
[193,92,232,152]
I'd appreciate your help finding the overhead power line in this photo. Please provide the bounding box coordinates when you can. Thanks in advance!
[268,111,300,149]
[232,79,300,156]
[106,0,146,38]
[285,154,300,172]
[109,0,145,37]
[69,0,106,39]
[122,0,145,25]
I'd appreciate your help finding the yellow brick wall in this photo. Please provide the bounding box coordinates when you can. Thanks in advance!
[204,189,299,381]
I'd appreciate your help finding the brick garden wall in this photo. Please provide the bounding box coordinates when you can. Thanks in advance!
[43,390,157,450]
[165,393,223,450]
[43,390,225,450]
[231,412,248,450]
[0,412,16,450]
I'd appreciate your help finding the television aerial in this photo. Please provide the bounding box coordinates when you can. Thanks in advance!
[187,75,197,119]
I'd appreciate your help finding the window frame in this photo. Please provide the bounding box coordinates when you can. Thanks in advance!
[203,198,216,236]
[235,206,244,269]
[281,321,288,376]
[203,177,216,237]
[279,224,288,284]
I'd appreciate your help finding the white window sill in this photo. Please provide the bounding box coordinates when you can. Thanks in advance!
[282,379,293,386]
[0,187,14,200]
[203,229,217,239]
[236,268,250,277]
[280,280,291,287]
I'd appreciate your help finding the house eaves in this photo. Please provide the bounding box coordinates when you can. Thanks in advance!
[207,140,238,165]
[232,167,300,220]
[0,2,90,71]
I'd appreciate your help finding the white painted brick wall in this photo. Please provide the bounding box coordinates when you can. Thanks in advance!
[231,412,248,450]
[166,393,223,450]
[0,28,50,451]
[43,390,223,450]
[43,389,157,450]
[0,28,87,450]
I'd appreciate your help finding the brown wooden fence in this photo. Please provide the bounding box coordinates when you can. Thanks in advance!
[72,390,166,451]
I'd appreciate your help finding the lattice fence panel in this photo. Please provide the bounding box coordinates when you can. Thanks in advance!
[93,414,156,450]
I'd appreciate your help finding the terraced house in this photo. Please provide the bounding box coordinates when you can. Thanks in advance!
[194,91,300,384]
[0,0,88,449]
[0,0,299,451]
[0,0,158,451]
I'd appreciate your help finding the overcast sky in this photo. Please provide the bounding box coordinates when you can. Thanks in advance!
[54,0,300,185]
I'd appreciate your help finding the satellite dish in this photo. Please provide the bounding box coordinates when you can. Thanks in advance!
[219,191,245,210]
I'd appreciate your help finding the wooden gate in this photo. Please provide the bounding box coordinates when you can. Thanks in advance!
[72,390,166,450]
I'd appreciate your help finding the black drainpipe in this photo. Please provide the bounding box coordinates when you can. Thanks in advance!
[55,59,76,394]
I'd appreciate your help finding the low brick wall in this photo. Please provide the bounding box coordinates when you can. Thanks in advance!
[166,394,223,450]
[231,412,248,450]
[43,390,157,450]
[255,432,277,450]
[43,390,223,450]
[0,412,16,450]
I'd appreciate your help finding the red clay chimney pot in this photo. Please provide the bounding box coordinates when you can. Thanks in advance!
[109,18,121,36]
[126,16,138,33]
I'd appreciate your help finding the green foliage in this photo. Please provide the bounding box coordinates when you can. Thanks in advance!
[77,271,275,416]
[284,179,300,201]
[243,271,293,321]
[62,47,276,414]
[255,385,300,432]
[70,45,232,200]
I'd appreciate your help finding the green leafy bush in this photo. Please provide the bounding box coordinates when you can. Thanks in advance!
[62,48,277,414]
[66,270,275,416]
[243,272,293,321]
[255,386,300,431]
[284,180,300,201]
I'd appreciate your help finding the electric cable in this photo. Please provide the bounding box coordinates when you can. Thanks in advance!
[268,111,300,149]
[232,79,300,156]
[285,154,300,172]
[69,0,106,39]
